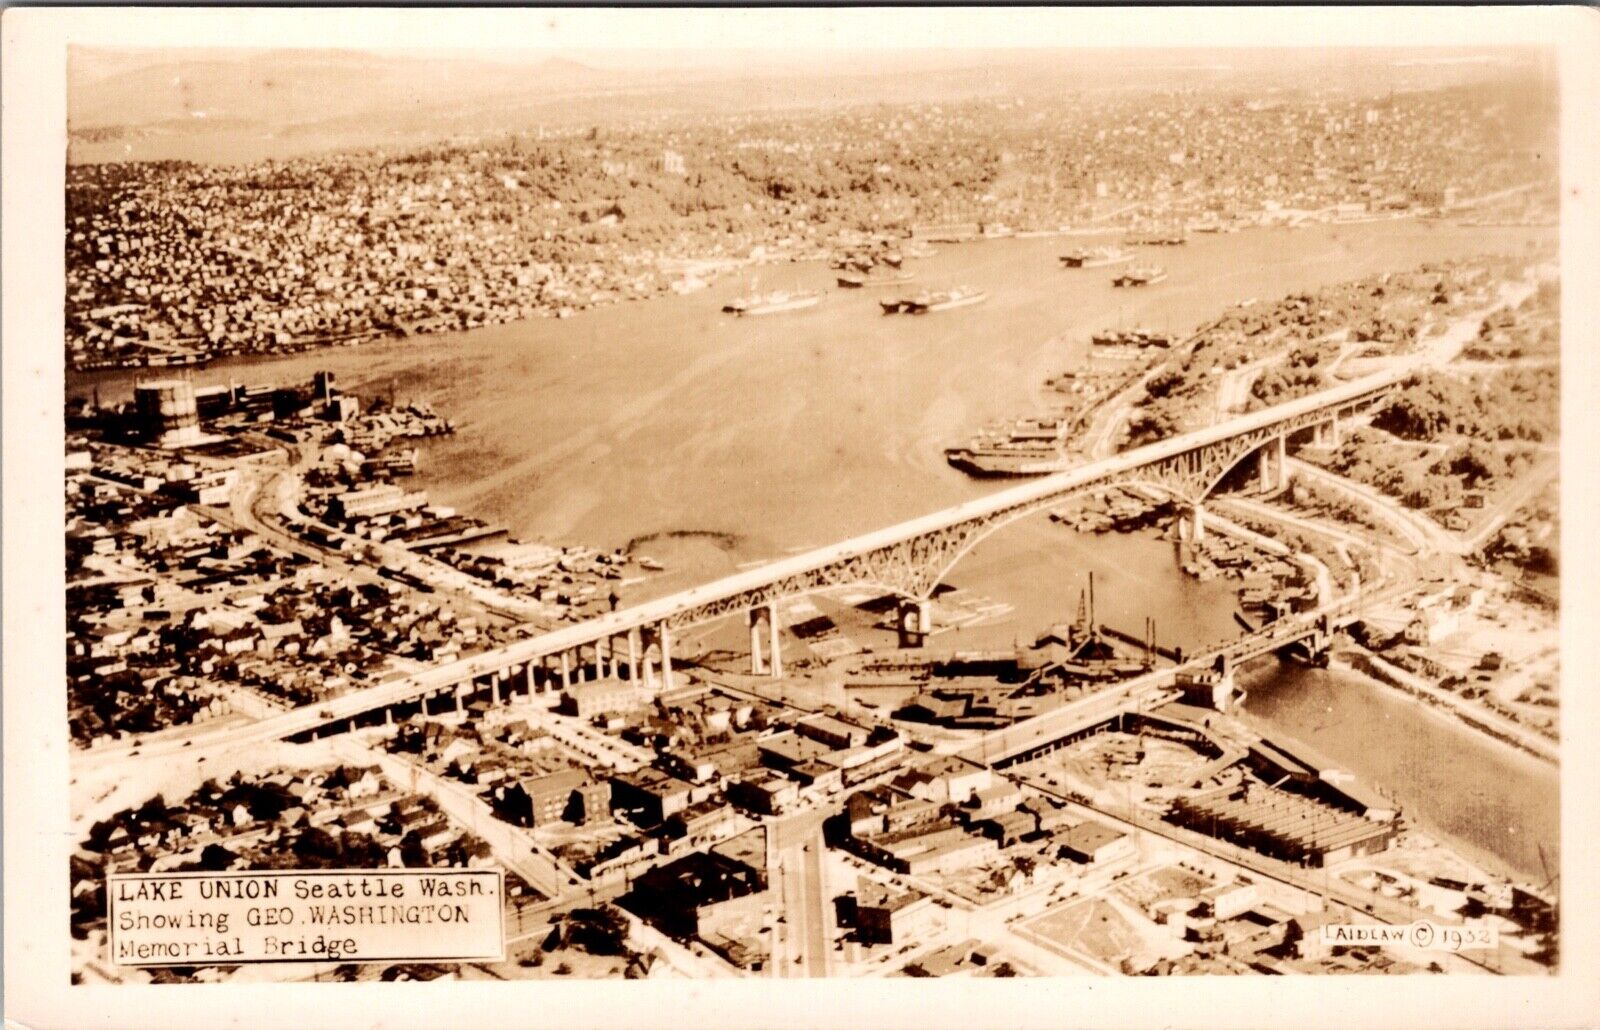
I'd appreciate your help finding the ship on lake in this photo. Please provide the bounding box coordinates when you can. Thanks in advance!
[837,268,917,289]
[723,289,822,316]
[944,416,1074,476]
[1112,266,1169,287]
[1090,327,1173,348]
[1060,246,1135,269]
[880,286,988,314]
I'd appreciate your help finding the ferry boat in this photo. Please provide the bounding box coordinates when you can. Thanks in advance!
[944,440,1074,477]
[723,290,822,316]
[838,269,916,289]
[943,416,1072,476]
[1112,266,1168,288]
[1059,246,1135,269]
[882,286,988,314]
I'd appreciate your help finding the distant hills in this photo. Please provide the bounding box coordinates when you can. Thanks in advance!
[67,45,1548,166]
[69,48,639,131]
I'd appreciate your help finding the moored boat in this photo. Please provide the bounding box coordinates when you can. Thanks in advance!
[1090,327,1172,348]
[723,289,822,315]
[944,443,1075,477]
[838,269,916,289]
[1060,246,1135,269]
[887,286,987,313]
[1112,266,1168,287]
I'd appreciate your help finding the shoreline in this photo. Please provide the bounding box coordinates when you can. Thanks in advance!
[1238,657,1556,883]
[1334,647,1559,766]
[65,229,1129,383]
[66,217,1544,401]
[1218,710,1521,888]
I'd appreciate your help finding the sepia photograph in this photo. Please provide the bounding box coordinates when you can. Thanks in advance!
[5,6,1598,1028]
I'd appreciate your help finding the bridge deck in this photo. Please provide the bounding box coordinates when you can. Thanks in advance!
[82,371,1418,769]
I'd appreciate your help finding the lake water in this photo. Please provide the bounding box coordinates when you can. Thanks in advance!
[73,219,1549,563]
[1240,663,1559,882]
[70,219,1557,874]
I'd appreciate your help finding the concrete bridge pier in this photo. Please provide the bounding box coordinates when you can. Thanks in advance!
[560,651,572,690]
[1211,654,1238,713]
[768,603,783,678]
[627,628,641,682]
[659,624,676,691]
[1257,437,1289,494]
[489,671,501,707]
[748,608,768,675]
[897,599,933,648]
[1182,503,1207,543]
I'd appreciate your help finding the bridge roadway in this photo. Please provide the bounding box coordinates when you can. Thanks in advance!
[959,582,1412,767]
[79,367,1416,772]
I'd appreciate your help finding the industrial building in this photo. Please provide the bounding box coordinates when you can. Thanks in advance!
[133,379,205,448]
[1168,782,1397,867]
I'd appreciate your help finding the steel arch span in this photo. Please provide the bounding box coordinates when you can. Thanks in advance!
[657,381,1401,632]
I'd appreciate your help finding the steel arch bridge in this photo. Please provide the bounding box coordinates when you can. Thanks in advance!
[651,373,1401,632]
[79,367,1414,769]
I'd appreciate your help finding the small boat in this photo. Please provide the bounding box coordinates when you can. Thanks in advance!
[838,269,916,289]
[1125,230,1189,246]
[1090,327,1172,348]
[1060,246,1134,269]
[1112,266,1168,288]
[884,286,987,314]
[723,289,822,315]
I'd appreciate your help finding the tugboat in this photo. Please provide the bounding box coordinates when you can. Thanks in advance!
[1112,266,1168,288]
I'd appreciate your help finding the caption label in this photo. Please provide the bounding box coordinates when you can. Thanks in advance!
[1320,920,1498,952]
[108,869,504,966]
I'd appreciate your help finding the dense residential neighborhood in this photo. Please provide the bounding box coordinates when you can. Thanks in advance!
[59,40,1563,991]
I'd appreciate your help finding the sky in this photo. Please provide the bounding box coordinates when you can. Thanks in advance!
[51,6,1570,60]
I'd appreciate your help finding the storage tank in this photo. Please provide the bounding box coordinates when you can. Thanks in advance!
[134,379,202,448]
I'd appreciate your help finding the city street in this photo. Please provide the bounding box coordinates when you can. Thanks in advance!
[770,808,831,977]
